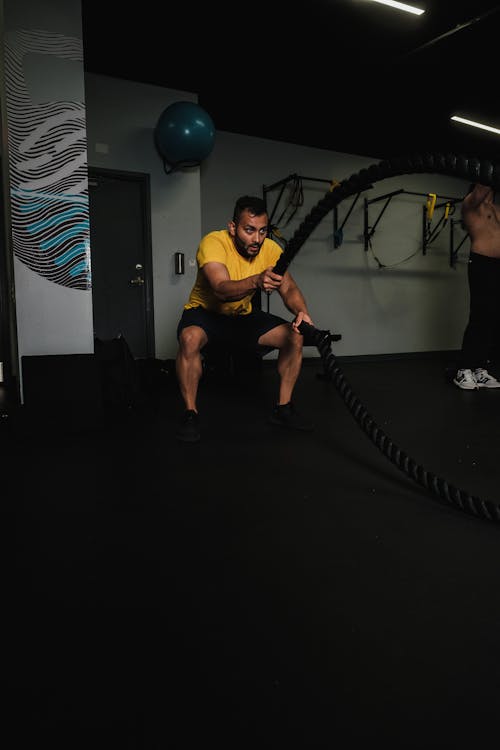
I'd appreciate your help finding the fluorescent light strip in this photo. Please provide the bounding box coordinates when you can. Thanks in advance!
[369,0,425,15]
[451,115,500,136]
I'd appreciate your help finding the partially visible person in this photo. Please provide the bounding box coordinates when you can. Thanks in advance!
[175,195,315,442]
[453,183,500,390]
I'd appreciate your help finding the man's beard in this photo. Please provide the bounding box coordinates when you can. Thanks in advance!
[234,235,262,259]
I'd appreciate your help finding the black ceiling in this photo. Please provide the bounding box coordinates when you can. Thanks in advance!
[81,0,500,161]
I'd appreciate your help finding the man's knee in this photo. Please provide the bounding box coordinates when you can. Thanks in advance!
[178,325,206,354]
[276,325,303,354]
[258,324,304,359]
[289,326,304,349]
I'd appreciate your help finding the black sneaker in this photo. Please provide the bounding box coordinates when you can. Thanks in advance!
[176,409,200,442]
[269,402,314,432]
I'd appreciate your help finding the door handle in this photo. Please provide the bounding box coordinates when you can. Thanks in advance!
[130,276,144,286]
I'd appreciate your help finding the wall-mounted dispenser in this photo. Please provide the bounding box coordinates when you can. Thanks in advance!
[174,252,185,275]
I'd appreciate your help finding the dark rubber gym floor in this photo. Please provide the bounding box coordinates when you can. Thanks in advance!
[5,353,500,748]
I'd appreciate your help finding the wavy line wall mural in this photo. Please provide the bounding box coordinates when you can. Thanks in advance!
[5,27,90,290]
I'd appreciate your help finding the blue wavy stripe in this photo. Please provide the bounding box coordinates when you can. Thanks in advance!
[69,259,90,277]
[54,242,87,265]
[39,220,89,250]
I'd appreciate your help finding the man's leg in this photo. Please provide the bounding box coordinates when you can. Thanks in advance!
[258,323,303,405]
[176,325,208,412]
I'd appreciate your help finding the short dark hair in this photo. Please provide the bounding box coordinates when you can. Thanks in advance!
[233,196,267,223]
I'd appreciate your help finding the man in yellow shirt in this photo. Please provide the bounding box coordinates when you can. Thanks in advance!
[175,195,314,442]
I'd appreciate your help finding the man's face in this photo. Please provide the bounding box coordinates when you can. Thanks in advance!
[229,209,268,259]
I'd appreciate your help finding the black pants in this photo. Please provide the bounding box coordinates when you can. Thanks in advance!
[459,252,500,370]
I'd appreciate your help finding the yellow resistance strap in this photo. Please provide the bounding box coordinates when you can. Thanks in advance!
[426,192,437,222]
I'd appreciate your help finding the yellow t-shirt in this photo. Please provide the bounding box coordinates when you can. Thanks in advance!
[184,230,283,316]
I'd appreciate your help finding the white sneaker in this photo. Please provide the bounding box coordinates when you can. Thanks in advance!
[453,368,478,390]
[473,368,500,388]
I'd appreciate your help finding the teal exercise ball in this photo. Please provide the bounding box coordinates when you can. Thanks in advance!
[154,101,215,169]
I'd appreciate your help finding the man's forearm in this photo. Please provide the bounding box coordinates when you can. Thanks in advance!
[282,287,310,316]
[214,275,259,302]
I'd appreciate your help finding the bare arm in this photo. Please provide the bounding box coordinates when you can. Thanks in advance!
[201,261,284,302]
[278,271,314,330]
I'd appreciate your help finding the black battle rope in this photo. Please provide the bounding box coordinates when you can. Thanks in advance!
[272,152,500,523]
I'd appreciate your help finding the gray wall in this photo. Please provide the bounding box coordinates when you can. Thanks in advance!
[85,74,471,361]
[4,38,471,363]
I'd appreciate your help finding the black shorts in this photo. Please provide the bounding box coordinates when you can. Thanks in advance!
[177,306,289,353]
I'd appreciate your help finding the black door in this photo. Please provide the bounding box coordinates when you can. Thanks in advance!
[88,168,154,358]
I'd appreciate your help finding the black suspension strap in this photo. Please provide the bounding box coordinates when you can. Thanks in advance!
[273,152,500,523]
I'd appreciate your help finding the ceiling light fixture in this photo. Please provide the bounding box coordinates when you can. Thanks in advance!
[451,115,500,136]
[369,0,425,15]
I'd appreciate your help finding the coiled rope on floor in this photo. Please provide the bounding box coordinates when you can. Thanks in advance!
[273,152,500,523]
